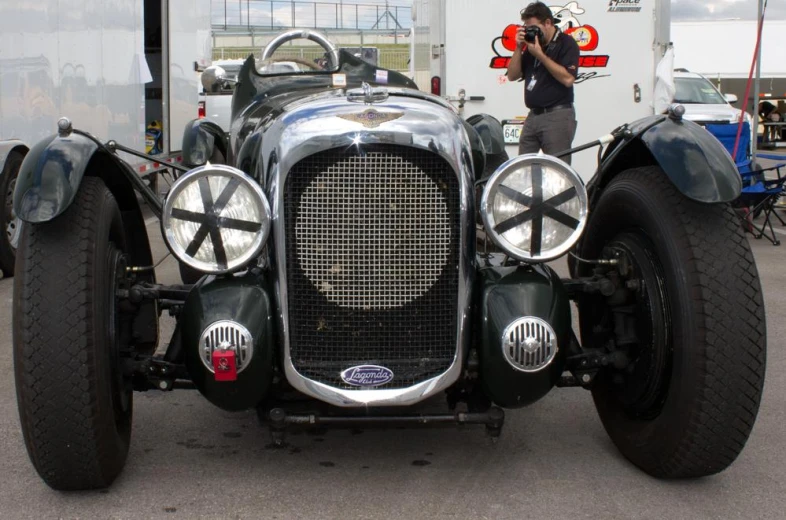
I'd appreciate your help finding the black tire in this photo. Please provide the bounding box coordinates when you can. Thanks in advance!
[178,262,204,285]
[1,151,23,277]
[578,166,766,479]
[13,177,133,490]
[483,152,509,178]
[209,146,226,165]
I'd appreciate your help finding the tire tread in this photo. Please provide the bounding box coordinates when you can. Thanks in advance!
[13,177,130,490]
[589,167,766,478]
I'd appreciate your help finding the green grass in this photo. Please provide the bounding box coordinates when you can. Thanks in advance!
[213,43,411,71]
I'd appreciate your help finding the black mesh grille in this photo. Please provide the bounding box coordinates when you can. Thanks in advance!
[284,145,461,389]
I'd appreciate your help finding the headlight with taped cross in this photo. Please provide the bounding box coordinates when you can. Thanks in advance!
[162,164,271,274]
[480,154,588,263]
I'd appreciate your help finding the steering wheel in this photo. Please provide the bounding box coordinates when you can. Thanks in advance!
[261,29,340,70]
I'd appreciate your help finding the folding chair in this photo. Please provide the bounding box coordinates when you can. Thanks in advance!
[704,121,786,246]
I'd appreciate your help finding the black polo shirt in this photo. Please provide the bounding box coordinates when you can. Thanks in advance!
[520,30,580,110]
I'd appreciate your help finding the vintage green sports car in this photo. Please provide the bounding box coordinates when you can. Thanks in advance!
[11,29,765,490]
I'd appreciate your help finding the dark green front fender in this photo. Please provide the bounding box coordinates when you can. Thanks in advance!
[180,272,275,411]
[181,118,227,168]
[13,131,159,352]
[13,133,99,223]
[593,115,742,204]
[476,264,572,408]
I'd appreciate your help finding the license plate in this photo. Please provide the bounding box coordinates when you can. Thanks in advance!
[503,123,523,144]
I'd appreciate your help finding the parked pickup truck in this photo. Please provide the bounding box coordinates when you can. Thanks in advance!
[199,58,307,136]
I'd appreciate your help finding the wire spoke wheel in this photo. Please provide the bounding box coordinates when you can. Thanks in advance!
[1,151,23,276]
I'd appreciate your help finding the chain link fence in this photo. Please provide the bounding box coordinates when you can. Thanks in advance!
[212,2,413,72]
[213,0,412,31]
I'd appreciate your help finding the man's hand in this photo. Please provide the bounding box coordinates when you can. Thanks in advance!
[515,27,529,52]
[526,35,545,61]
[507,27,529,81]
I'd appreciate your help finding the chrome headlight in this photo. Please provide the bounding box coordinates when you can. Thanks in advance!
[480,154,588,263]
[162,165,271,274]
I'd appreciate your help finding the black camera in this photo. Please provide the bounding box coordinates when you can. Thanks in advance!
[522,25,543,43]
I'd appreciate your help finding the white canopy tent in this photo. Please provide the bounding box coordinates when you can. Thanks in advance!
[672,11,781,154]
[671,20,786,79]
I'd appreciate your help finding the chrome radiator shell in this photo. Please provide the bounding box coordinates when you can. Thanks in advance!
[260,91,475,407]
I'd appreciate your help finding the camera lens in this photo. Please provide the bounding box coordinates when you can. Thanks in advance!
[524,26,539,43]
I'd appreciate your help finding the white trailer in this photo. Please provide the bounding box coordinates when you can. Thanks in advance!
[411,0,671,179]
[0,0,212,277]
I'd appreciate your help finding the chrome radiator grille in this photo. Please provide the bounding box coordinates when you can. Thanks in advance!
[284,145,461,389]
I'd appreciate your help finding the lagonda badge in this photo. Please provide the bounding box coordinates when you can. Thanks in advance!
[340,365,394,387]
[338,109,403,129]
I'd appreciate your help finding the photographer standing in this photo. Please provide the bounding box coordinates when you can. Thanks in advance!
[507,2,580,163]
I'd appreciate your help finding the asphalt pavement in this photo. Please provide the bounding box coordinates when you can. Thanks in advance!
[1,184,785,519]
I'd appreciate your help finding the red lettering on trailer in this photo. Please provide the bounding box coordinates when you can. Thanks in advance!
[489,7,611,75]
[578,55,610,68]
[490,56,512,69]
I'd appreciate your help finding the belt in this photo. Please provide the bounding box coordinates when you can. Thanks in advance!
[529,103,573,116]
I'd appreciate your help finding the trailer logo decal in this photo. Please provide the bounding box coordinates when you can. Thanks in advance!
[578,55,609,68]
[574,71,610,84]
[489,1,609,82]
[550,1,585,28]
[566,25,599,51]
[608,0,642,13]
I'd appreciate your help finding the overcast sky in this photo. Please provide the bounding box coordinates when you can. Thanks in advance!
[211,0,785,28]
[212,0,413,30]
[672,0,785,20]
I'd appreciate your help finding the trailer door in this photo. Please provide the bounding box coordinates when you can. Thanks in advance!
[444,0,662,179]
[165,0,212,154]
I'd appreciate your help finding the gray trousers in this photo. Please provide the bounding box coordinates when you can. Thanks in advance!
[518,106,577,165]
